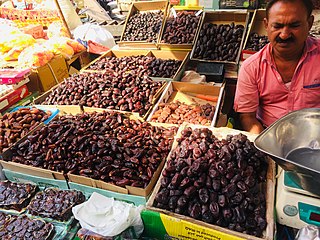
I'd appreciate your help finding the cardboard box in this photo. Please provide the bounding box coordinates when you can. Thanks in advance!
[0,85,29,112]
[28,55,69,93]
[38,105,166,197]
[146,50,190,81]
[146,124,276,240]
[219,0,259,9]
[119,1,169,49]
[142,210,246,240]
[158,7,204,51]
[242,9,268,60]
[147,82,225,127]
[3,169,69,190]
[190,10,249,66]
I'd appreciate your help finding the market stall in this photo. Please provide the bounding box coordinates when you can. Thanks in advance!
[0,0,319,239]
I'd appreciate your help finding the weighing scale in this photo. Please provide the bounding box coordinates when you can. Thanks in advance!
[276,168,320,229]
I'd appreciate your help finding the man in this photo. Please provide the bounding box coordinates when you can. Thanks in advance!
[234,0,320,133]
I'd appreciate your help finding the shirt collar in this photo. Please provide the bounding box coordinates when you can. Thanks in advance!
[261,37,318,64]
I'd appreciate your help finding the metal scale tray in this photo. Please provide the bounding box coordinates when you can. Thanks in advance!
[254,108,320,196]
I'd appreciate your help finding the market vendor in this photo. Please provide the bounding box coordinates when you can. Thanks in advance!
[234,0,320,134]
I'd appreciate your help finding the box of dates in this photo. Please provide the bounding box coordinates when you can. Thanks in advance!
[158,7,204,51]
[81,49,150,73]
[145,50,189,82]
[31,70,166,120]
[147,82,225,127]
[242,9,269,60]
[147,124,275,240]
[119,0,169,49]
[191,10,250,66]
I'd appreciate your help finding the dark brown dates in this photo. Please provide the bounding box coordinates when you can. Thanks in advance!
[245,32,269,51]
[42,71,163,117]
[122,11,164,42]
[193,22,244,62]
[0,213,53,239]
[153,128,268,237]
[88,55,182,79]
[0,181,37,211]
[161,11,201,44]
[7,111,177,190]
[0,107,51,152]
[27,188,85,221]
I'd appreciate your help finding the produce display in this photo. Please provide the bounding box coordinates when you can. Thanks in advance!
[0,181,37,211]
[245,32,269,51]
[87,55,182,79]
[151,101,215,125]
[193,22,244,62]
[122,11,164,42]
[0,107,52,152]
[8,111,177,189]
[27,188,85,221]
[42,71,163,117]
[0,213,54,239]
[153,127,268,237]
[161,11,201,44]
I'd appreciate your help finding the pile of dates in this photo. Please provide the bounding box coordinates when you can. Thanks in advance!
[193,22,244,62]
[154,127,268,237]
[42,71,163,117]
[161,11,201,44]
[122,11,164,42]
[0,107,52,152]
[245,32,269,51]
[0,212,54,239]
[88,55,182,79]
[151,101,215,125]
[9,111,177,188]
[27,188,85,221]
[0,181,37,211]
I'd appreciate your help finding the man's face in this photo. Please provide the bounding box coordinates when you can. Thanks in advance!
[264,0,314,56]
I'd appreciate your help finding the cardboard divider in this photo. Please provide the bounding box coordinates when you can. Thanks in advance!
[146,123,275,240]
[0,160,65,181]
[158,7,204,51]
[147,82,225,127]
[118,0,169,49]
[242,9,268,60]
[190,10,250,66]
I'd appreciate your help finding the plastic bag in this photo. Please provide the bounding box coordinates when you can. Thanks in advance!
[73,23,116,49]
[295,225,320,240]
[72,192,144,237]
[44,37,74,60]
[0,33,35,54]
[181,70,206,83]
[18,44,54,68]
[47,22,70,38]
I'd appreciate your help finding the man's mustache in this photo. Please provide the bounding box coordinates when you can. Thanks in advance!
[275,36,294,43]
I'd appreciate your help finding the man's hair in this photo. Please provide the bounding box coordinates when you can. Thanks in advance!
[266,0,314,19]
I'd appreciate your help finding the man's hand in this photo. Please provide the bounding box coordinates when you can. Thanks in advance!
[239,112,264,134]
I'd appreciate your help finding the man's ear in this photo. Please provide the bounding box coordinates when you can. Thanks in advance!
[308,15,314,31]
[263,17,268,30]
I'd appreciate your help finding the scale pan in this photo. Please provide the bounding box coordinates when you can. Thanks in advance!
[254,108,320,195]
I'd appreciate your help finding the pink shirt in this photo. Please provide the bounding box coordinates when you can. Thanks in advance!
[234,37,320,127]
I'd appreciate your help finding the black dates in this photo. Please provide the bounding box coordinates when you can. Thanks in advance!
[153,128,269,237]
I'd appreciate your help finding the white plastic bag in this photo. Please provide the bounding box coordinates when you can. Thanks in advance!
[295,225,320,240]
[73,23,116,49]
[72,192,144,237]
